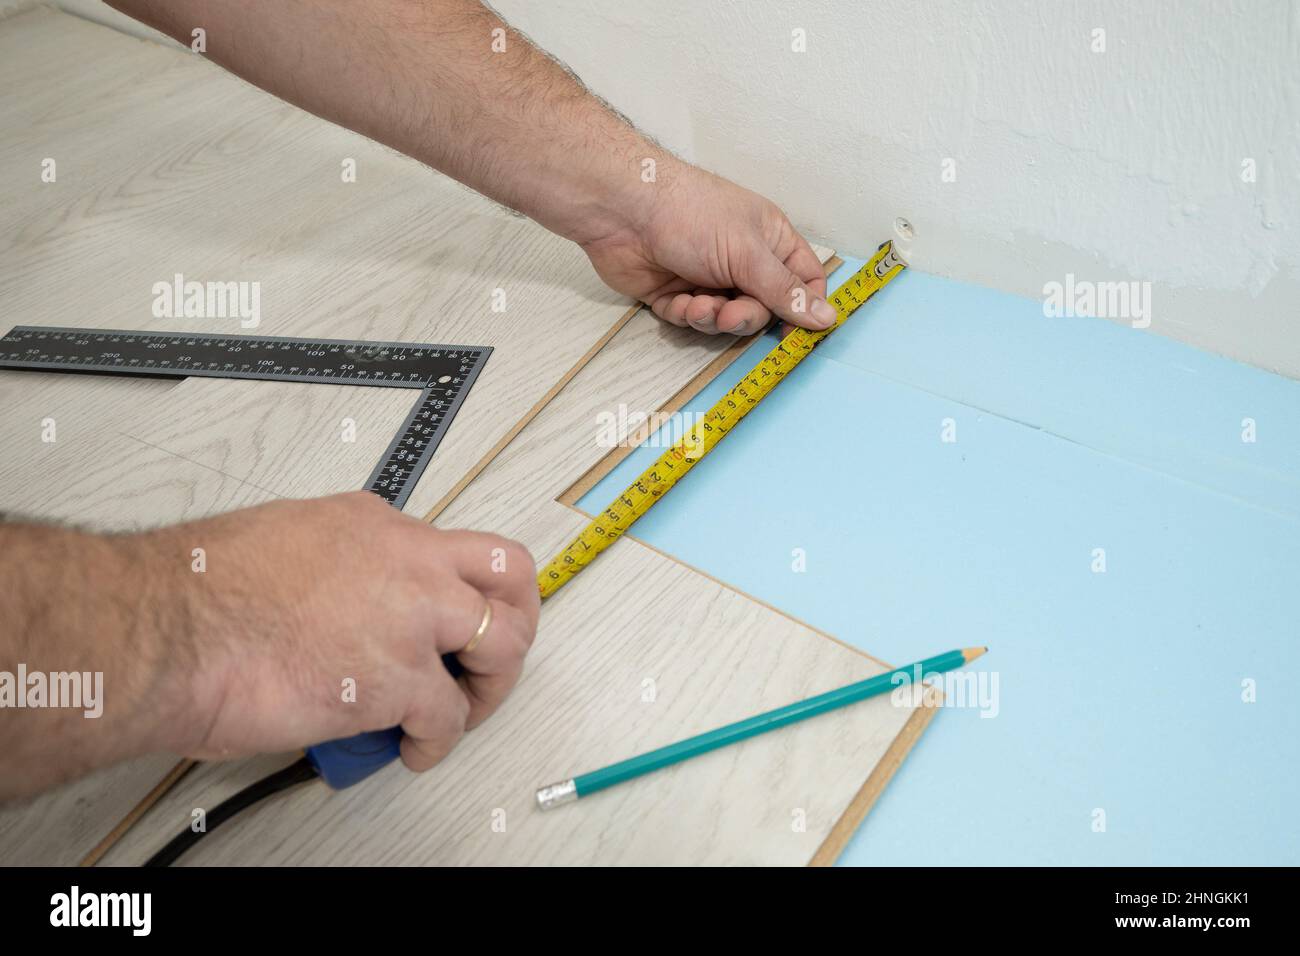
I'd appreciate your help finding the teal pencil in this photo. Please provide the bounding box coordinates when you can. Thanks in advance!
[536,646,987,808]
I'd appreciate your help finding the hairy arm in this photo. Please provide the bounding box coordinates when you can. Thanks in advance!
[1,0,831,801]
[0,521,200,799]
[110,0,648,246]
[108,0,834,334]
[0,494,539,802]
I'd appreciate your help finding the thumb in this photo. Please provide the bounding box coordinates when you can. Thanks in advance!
[736,244,838,330]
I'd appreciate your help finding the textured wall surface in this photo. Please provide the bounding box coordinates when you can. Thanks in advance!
[36,0,1300,378]
[491,0,1299,377]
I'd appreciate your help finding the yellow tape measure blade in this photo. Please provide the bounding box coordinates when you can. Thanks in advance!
[537,241,906,599]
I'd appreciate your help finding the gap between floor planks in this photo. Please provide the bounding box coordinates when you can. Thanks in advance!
[82,238,921,864]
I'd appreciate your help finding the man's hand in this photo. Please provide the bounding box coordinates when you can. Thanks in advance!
[0,493,540,798]
[581,162,833,336]
[53,0,832,799]
[108,0,830,337]
[158,492,540,772]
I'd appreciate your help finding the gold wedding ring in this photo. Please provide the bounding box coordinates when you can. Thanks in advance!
[463,601,492,654]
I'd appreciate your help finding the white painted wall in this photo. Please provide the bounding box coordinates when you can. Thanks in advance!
[32,0,1300,377]
[491,0,1299,377]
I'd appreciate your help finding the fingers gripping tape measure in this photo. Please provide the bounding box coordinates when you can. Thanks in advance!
[536,240,907,600]
[316,242,905,787]
[0,242,903,790]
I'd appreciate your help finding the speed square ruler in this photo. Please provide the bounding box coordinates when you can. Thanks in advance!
[0,326,492,509]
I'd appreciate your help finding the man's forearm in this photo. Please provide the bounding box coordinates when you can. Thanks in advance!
[0,523,200,799]
[108,0,668,246]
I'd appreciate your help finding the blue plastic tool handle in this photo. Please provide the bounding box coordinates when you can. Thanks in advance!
[305,485,469,789]
[305,728,403,789]
[304,653,463,789]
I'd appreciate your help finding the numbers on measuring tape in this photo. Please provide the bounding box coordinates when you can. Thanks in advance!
[537,241,906,600]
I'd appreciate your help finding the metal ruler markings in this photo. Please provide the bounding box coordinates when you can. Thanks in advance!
[0,326,492,509]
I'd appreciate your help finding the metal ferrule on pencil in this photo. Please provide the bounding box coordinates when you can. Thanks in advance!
[533,648,986,809]
[536,778,578,810]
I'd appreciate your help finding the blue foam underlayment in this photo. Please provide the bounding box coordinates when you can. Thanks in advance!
[579,256,1300,865]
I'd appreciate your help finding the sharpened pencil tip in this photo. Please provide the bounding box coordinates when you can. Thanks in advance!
[962,647,988,663]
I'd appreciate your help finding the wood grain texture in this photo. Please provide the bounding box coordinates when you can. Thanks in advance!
[79,759,196,867]
[0,5,637,519]
[101,306,922,867]
[808,689,940,866]
[1,8,929,867]
[0,373,284,865]
[0,7,642,865]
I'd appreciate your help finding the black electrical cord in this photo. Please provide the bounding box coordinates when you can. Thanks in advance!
[143,654,463,866]
[143,756,320,867]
